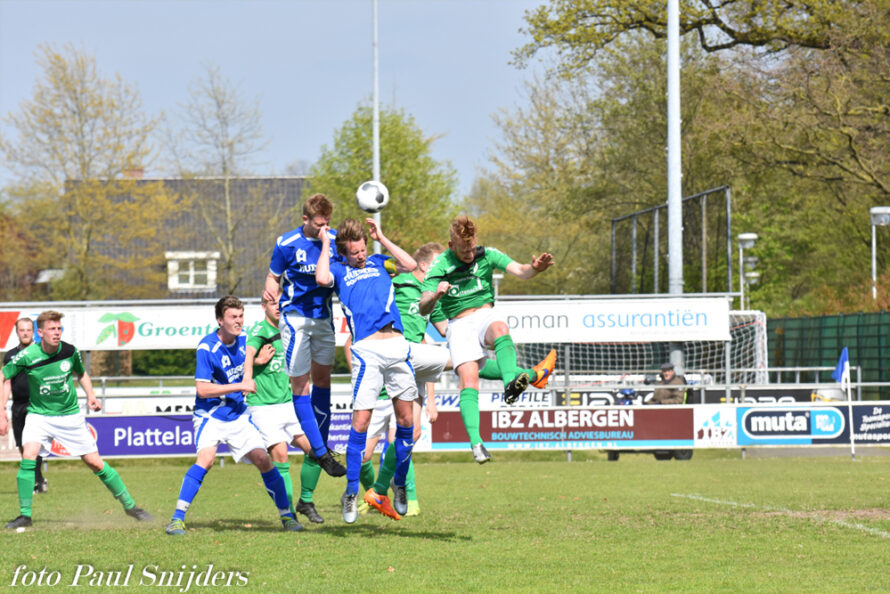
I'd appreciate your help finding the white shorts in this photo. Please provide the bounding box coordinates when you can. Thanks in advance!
[410,342,450,404]
[350,335,418,411]
[446,307,506,369]
[22,412,97,458]
[366,397,395,440]
[192,413,266,463]
[248,402,305,449]
[280,311,336,377]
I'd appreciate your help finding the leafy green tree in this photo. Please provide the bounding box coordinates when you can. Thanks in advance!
[310,104,458,250]
[0,44,174,300]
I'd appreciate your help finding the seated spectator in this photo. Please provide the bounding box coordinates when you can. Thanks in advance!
[650,362,686,404]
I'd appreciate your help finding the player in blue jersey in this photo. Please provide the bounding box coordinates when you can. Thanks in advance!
[165,296,302,535]
[315,217,419,523]
[263,193,343,524]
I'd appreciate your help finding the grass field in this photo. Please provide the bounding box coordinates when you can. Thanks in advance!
[3,449,889,592]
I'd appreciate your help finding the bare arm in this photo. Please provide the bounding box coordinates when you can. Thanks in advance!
[78,371,101,412]
[196,379,255,399]
[315,226,334,287]
[242,343,274,394]
[263,272,281,304]
[366,218,416,273]
[505,252,554,280]
[419,285,450,317]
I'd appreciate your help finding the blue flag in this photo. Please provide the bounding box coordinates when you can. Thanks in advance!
[832,347,850,384]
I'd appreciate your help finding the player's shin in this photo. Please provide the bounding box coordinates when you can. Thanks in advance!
[392,424,415,487]
[493,335,520,385]
[293,394,327,457]
[459,388,483,445]
[95,463,136,510]
[16,459,36,516]
[172,464,207,521]
[345,429,367,495]
[373,443,396,494]
[260,467,293,518]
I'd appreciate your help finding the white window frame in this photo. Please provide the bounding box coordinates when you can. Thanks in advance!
[165,251,220,292]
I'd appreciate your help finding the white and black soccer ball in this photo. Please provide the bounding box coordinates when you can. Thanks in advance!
[355,180,390,213]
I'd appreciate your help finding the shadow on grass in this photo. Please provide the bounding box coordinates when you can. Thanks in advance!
[319,522,471,542]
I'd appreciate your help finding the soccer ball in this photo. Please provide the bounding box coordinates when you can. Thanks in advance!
[355,180,390,213]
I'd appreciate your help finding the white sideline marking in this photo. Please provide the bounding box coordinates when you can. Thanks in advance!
[671,493,890,540]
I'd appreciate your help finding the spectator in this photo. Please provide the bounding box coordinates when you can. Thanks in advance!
[651,362,686,404]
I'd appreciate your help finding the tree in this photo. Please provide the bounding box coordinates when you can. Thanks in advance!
[164,65,293,295]
[0,44,174,300]
[510,0,890,315]
[514,0,852,73]
[310,104,458,250]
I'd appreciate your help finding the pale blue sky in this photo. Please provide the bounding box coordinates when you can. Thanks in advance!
[0,0,545,197]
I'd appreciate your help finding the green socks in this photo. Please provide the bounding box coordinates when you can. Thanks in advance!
[360,460,376,491]
[406,458,417,502]
[299,455,322,503]
[17,459,36,517]
[373,443,397,495]
[493,335,521,386]
[460,387,483,446]
[480,359,535,382]
[95,463,135,510]
[274,461,295,514]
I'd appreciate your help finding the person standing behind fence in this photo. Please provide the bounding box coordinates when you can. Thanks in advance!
[2,318,48,495]
[0,310,153,530]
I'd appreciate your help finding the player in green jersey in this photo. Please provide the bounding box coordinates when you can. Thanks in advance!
[0,311,152,529]
[419,216,556,463]
[242,292,345,525]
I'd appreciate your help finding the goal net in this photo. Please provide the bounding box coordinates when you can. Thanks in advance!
[514,311,767,385]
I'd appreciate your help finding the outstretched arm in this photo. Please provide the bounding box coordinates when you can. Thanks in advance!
[366,218,416,273]
[505,252,554,280]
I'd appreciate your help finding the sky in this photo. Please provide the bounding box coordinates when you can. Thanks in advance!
[0,0,545,197]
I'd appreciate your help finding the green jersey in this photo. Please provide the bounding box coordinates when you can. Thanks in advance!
[392,272,447,343]
[245,318,290,406]
[2,341,85,416]
[421,246,514,320]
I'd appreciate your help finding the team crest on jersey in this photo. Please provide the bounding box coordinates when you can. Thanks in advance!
[60,360,71,372]
[221,355,231,368]
[296,249,307,263]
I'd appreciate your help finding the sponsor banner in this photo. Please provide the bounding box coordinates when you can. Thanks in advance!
[694,388,823,405]
[849,404,890,444]
[736,406,848,445]
[89,415,216,457]
[496,297,731,343]
[431,406,694,450]
[693,406,738,447]
[0,305,355,351]
[0,297,730,351]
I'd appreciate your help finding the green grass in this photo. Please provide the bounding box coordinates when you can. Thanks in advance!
[3,450,890,592]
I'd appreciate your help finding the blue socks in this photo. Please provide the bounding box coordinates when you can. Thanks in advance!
[311,386,332,442]
[393,424,415,487]
[261,468,294,518]
[293,394,327,457]
[346,428,367,495]
[173,464,207,521]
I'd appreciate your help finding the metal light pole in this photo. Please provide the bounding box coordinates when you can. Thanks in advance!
[371,0,382,253]
[870,206,890,300]
[737,233,757,310]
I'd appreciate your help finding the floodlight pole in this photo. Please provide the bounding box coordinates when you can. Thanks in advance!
[667,0,684,370]
[371,0,381,253]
